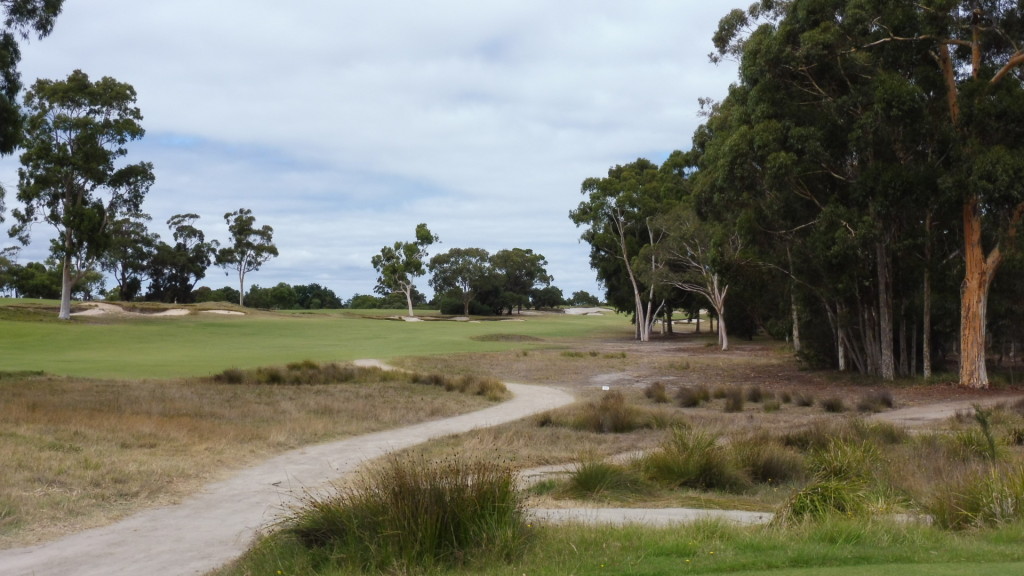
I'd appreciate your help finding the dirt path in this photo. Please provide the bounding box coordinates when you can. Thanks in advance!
[0,382,573,576]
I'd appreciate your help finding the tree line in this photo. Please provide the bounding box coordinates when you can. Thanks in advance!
[573,1,1024,390]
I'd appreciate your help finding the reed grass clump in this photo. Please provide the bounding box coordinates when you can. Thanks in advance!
[927,464,1024,530]
[644,381,670,404]
[565,458,649,498]
[642,428,749,492]
[285,454,529,572]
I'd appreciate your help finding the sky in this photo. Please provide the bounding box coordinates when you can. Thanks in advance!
[0,0,740,301]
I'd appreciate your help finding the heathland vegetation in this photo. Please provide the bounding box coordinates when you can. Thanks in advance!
[3,299,1024,574]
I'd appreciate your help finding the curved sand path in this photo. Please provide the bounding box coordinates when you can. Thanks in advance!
[0,382,573,576]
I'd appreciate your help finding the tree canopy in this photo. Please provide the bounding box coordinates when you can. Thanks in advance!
[215,208,278,307]
[11,69,154,319]
[371,223,437,317]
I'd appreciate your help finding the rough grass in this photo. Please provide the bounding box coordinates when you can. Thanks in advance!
[0,367,497,547]
[281,454,528,573]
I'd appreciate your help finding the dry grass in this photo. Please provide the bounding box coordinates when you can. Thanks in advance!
[0,370,494,547]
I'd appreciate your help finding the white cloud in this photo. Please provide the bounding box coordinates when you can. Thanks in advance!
[0,1,740,300]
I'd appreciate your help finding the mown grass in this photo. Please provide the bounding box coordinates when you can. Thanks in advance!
[216,516,1024,575]
[0,299,627,379]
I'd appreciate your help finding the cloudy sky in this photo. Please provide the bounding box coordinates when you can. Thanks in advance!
[0,1,739,301]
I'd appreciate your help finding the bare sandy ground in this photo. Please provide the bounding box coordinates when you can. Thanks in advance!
[71,303,243,317]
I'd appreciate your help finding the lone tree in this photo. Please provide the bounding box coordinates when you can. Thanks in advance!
[215,208,277,307]
[11,70,154,319]
[372,223,437,317]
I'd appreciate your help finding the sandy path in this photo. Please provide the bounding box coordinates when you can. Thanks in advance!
[0,383,574,576]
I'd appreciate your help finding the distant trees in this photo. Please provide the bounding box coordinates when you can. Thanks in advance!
[146,214,218,303]
[216,208,278,307]
[428,247,490,315]
[11,70,154,319]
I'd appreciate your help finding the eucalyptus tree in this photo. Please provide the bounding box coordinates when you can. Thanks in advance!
[707,0,1024,387]
[11,70,154,319]
[570,157,684,341]
[428,246,490,315]
[216,208,277,307]
[100,212,158,301]
[488,247,552,315]
[371,223,437,317]
[147,213,218,303]
[0,0,64,158]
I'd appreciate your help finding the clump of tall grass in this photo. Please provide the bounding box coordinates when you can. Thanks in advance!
[565,457,650,499]
[642,428,749,492]
[793,392,815,407]
[746,386,765,403]
[285,454,529,572]
[820,396,847,413]
[723,388,745,413]
[573,391,659,433]
[677,385,710,408]
[928,464,1024,530]
[644,381,670,404]
[856,390,895,413]
[211,362,507,400]
[775,438,883,524]
[732,437,806,486]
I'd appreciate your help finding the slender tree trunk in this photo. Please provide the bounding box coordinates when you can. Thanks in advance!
[877,241,895,381]
[791,289,801,354]
[404,286,415,317]
[59,254,73,320]
[899,304,909,377]
[923,214,933,378]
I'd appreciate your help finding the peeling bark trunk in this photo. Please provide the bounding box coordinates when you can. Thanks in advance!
[59,255,73,320]
[791,289,801,354]
[960,197,997,388]
[923,214,933,379]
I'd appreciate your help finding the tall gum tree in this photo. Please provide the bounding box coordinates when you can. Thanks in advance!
[371,223,437,317]
[571,158,682,341]
[12,70,154,319]
[215,208,277,307]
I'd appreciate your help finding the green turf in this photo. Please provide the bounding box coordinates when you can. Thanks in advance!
[0,300,628,379]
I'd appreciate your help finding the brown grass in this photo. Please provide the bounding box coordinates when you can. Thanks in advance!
[0,370,494,547]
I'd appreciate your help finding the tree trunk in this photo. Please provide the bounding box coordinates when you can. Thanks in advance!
[877,241,895,381]
[59,254,73,320]
[959,196,999,389]
[923,214,933,378]
[404,287,415,317]
[791,288,801,354]
[237,271,246,307]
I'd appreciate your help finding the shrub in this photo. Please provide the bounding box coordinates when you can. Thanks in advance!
[793,392,815,407]
[214,367,245,384]
[677,386,705,408]
[733,438,806,485]
[776,478,872,524]
[820,396,847,413]
[570,391,656,434]
[856,390,895,413]
[644,381,670,404]
[566,458,649,498]
[286,454,529,572]
[808,439,880,484]
[643,428,750,492]
[928,465,1024,530]
[724,388,745,413]
[746,386,764,403]
[779,390,793,404]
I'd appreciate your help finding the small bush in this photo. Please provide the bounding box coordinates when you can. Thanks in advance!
[566,458,649,498]
[645,381,670,404]
[857,390,895,413]
[779,390,793,404]
[574,391,654,434]
[793,392,815,407]
[746,386,764,403]
[677,386,706,408]
[776,478,871,524]
[820,396,847,413]
[928,465,1024,530]
[643,428,750,492]
[724,388,745,413]
[733,438,806,485]
[286,454,528,572]
[214,367,245,384]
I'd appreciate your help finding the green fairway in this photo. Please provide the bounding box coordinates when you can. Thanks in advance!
[0,301,628,379]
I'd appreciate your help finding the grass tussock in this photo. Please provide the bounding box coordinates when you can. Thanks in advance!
[283,454,529,572]
[644,381,670,403]
[212,361,509,401]
[537,390,681,434]
[565,457,650,499]
[642,428,750,493]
